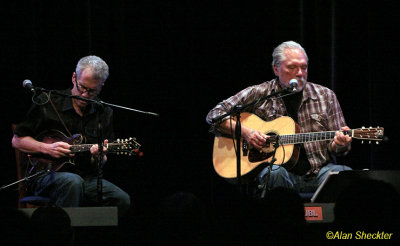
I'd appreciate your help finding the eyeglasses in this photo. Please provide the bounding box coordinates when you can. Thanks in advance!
[75,78,100,96]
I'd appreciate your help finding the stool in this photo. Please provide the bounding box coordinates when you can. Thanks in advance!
[20,196,53,207]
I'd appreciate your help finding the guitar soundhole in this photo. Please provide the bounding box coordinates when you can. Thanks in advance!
[248,132,277,163]
[265,132,278,148]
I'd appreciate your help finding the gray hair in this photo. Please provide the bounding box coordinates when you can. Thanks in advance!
[272,41,308,68]
[75,55,109,83]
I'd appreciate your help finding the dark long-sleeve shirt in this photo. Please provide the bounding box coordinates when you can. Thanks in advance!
[15,88,114,175]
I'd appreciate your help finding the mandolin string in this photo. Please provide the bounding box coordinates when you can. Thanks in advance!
[70,142,137,153]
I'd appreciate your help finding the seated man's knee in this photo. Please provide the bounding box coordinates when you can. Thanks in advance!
[263,165,289,180]
[327,164,352,172]
[115,191,131,216]
[56,173,84,188]
[259,165,291,187]
[270,166,289,176]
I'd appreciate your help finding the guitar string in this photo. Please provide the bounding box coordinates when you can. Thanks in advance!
[280,131,338,145]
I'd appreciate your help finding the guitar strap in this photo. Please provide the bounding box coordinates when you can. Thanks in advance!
[47,92,74,139]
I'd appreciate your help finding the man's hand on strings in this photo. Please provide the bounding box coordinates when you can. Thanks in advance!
[90,139,109,163]
[334,126,352,146]
[44,141,73,158]
[219,119,268,150]
[243,128,268,150]
[331,126,352,152]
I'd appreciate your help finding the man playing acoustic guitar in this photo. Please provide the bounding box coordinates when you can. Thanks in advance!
[206,41,352,197]
[12,56,130,216]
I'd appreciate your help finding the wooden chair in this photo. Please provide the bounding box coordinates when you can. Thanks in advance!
[12,124,52,208]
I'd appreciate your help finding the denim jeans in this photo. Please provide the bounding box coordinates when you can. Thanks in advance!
[255,163,352,197]
[30,171,131,216]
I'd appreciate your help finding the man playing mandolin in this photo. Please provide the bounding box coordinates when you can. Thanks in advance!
[206,41,353,196]
[12,55,130,215]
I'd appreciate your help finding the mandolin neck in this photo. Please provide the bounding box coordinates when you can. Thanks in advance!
[70,143,116,153]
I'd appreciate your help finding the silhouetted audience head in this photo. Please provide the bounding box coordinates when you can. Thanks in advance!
[30,205,74,246]
[152,191,210,246]
[334,178,400,231]
[262,186,306,227]
[243,187,306,245]
[216,187,307,245]
[0,207,30,246]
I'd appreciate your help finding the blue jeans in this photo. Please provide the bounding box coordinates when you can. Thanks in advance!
[255,163,352,196]
[30,172,131,216]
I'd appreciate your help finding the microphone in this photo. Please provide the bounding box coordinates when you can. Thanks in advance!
[22,80,36,94]
[289,79,299,92]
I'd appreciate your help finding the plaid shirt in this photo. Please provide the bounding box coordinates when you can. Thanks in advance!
[206,78,350,175]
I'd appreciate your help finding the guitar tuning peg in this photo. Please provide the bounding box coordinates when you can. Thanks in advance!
[369,141,371,144]
[376,141,379,145]
[117,138,120,142]
[361,140,364,144]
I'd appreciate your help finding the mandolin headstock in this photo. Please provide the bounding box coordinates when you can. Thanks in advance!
[111,137,143,156]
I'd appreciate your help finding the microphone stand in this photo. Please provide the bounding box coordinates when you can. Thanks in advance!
[32,86,159,204]
[259,140,279,198]
[0,169,51,192]
[96,103,105,204]
[211,85,296,194]
[37,89,159,117]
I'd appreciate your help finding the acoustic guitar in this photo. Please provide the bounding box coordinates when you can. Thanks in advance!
[213,113,384,182]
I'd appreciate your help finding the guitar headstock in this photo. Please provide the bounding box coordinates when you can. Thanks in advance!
[110,137,143,156]
[352,127,384,144]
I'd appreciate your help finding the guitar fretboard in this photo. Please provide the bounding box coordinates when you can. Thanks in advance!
[278,130,351,145]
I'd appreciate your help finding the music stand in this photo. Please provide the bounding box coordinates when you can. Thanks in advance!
[311,170,400,203]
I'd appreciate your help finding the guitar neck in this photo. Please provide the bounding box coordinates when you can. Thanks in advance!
[279,130,351,145]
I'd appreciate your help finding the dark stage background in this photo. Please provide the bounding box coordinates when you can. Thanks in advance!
[1,0,399,218]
